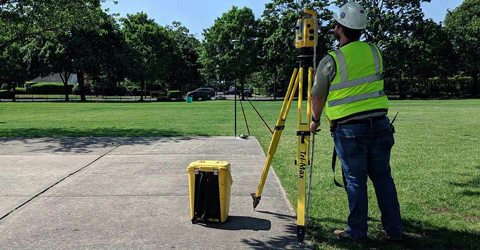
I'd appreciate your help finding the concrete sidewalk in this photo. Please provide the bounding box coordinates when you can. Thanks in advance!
[0,137,302,249]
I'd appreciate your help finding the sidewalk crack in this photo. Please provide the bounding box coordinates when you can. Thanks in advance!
[0,137,133,221]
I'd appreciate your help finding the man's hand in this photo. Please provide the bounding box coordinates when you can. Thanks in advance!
[310,121,320,134]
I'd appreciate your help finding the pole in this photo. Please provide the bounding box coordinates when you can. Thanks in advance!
[305,129,315,230]
[234,77,237,138]
[274,71,277,101]
[240,100,250,135]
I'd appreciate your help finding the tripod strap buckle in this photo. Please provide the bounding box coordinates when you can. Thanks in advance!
[297,131,311,143]
[275,125,285,130]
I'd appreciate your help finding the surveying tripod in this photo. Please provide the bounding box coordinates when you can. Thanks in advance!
[251,10,318,244]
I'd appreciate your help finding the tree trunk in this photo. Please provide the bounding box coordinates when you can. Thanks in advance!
[425,78,430,98]
[274,71,277,101]
[472,73,479,97]
[60,71,71,102]
[78,72,87,102]
[399,78,407,99]
[6,83,11,100]
[139,80,145,101]
[9,83,16,102]
[240,76,245,101]
[144,81,147,100]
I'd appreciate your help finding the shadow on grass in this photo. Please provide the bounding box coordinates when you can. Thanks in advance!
[451,165,480,190]
[451,166,480,199]
[450,178,480,189]
[463,191,480,196]
[0,128,211,153]
[304,217,480,250]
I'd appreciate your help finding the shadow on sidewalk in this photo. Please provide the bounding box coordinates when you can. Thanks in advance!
[0,129,211,153]
[0,127,210,139]
[237,211,300,249]
[203,216,271,231]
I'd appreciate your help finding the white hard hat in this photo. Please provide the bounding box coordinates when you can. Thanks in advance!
[333,2,367,30]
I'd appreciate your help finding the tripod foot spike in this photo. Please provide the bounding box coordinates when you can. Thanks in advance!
[297,225,306,243]
[251,193,261,209]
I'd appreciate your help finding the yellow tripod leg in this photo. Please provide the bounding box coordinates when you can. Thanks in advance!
[296,67,313,243]
[251,68,300,209]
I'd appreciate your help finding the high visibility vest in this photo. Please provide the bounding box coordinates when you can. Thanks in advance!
[325,41,388,121]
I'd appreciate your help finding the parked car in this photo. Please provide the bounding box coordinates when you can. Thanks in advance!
[225,86,240,95]
[225,86,253,97]
[187,88,216,100]
[244,88,253,97]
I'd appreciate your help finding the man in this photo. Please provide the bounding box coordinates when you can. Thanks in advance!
[309,2,402,242]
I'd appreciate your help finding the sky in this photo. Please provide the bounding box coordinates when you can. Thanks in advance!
[102,0,465,40]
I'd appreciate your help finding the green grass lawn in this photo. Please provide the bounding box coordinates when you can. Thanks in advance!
[1,100,479,249]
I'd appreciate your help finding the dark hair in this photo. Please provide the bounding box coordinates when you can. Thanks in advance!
[335,22,363,41]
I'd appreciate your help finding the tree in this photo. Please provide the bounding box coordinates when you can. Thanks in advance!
[165,21,203,93]
[334,0,431,98]
[41,36,75,101]
[260,0,333,98]
[444,0,480,97]
[41,12,126,101]
[200,6,261,99]
[405,19,457,95]
[334,0,430,43]
[0,0,107,50]
[42,25,112,101]
[1,0,111,101]
[88,14,129,98]
[121,12,174,101]
[0,37,46,101]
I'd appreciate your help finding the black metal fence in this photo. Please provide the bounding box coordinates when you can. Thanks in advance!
[0,94,157,102]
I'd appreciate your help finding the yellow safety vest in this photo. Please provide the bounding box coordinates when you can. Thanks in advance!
[325,41,388,121]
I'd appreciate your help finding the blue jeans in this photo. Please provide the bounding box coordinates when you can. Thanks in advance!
[333,116,402,239]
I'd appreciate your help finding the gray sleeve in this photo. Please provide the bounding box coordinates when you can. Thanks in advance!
[311,55,336,97]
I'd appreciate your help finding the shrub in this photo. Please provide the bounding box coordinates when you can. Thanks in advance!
[2,83,33,91]
[93,85,128,96]
[385,77,474,99]
[16,87,26,93]
[72,83,94,95]
[24,82,37,91]
[28,82,73,94]
[167,90,181,98]
[151,90,166,98]
[0,87,27,98]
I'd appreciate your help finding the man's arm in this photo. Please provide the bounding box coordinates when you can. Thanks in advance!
[310,54,336,133]
[311,95,326,121]
[310,95,326,134]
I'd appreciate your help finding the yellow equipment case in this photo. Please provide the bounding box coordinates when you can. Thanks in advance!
[187,160,232,223]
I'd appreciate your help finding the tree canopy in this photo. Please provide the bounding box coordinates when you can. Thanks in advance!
[445,0,480,96]
[121,12,174,100]
[0,0,477,100]
[200,6,261,96]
